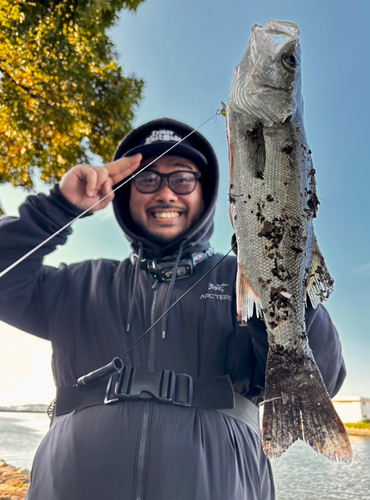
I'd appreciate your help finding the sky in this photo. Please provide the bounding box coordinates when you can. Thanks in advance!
[0,0,369,405]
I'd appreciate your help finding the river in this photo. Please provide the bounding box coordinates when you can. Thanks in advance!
[0,411,369,499]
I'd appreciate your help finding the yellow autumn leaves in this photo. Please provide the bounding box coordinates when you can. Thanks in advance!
[0,0,145,188]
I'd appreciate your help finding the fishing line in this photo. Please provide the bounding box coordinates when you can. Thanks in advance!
[1,106,234,385]
[259,397,282,406]
[77,243,236,385]
[118,244,236,361]
[0,110,221,279]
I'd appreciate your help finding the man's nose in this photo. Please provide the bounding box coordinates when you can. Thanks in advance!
[153,181,178,202]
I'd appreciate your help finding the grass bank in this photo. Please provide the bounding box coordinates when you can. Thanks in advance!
[344,420,370,436]
[344,419,370,429]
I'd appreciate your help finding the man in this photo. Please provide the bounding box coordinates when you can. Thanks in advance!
[0,118,345,499]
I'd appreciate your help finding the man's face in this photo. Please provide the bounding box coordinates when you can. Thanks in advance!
[129,155,205,245]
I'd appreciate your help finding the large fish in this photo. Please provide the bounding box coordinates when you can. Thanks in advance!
[226,20,352,461]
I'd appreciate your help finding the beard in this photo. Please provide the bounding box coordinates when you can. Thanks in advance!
[133,223,187,246]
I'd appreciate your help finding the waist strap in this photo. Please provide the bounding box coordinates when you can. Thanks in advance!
[55,367,260,436]
[218,393,260,436]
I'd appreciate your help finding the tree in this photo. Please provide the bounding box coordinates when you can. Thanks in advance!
[0,0,145,188]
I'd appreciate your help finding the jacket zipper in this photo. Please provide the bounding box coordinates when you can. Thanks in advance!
[135,280,159,500]
[135,403,151,500]
[148,280,158,370]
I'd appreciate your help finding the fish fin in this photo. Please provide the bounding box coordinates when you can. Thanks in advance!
[236,264,262,324]
[306,240,334,309]
[262,344,352,462]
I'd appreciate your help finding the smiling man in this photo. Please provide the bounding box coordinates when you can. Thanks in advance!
[129,156,205,245]
[0,118,346,500]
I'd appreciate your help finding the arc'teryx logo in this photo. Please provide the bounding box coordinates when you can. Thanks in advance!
[208,283,228,293]
[200,283,232,301]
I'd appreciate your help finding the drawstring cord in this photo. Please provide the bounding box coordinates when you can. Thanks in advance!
[126,241,143,333]
[116,245,236,363]
[160,239,187,339]
[77,245,237,387]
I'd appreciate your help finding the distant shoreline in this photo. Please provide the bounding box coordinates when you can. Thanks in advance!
[0,405,48,413]
[344,426,370,437]
[1,409,370,435]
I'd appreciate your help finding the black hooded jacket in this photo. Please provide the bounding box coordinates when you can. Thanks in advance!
[0,151,345,499]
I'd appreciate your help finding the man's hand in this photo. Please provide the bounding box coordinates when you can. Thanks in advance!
[59,154,142,212]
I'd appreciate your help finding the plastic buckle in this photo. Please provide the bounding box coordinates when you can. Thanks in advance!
[146,257,194,282]
[105,367,176,405]
[104,371,122,405]
[173,373,194,407]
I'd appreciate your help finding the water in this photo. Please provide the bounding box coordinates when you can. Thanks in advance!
[270,437,370,499]
[0,411,50,471]
[0,412,369,499]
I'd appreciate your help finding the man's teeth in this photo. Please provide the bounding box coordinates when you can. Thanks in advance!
[153,212,181,219]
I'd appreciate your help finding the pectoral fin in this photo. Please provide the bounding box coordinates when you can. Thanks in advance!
[237,263,262,324]
[306,240,334,309]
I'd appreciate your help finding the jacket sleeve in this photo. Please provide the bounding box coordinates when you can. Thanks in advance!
[0,185,84,339]
[245,300,346,399]
[305,301,346,397]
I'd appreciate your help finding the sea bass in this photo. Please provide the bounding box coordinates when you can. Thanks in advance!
[226,20,352,461]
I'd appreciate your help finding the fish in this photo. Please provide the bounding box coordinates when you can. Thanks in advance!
[225,20,352,462]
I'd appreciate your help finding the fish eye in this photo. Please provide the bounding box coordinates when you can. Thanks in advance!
[282,53,299,70]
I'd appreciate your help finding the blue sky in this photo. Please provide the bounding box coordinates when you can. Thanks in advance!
[0,0,369,403]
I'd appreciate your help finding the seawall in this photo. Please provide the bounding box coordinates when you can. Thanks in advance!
[344,426,370,437]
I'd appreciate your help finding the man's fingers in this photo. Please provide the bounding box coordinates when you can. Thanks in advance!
[94,168,110,195]
[77,165,109,198]
[98,180,115,210]
[80,166,98,197]
[106,154,143,185]
[62,155,142,212]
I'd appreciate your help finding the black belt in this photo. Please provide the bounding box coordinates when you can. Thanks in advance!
[55,366,260,436]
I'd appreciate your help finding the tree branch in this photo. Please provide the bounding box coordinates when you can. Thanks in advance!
[0,63,44,103]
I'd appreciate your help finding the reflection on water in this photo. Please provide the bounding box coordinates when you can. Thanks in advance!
[0,411,50,470]
[0,412,369,499]
[271,436,370,500]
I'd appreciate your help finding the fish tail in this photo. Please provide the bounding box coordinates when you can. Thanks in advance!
[261,345,352,462]
[236,264,262,323]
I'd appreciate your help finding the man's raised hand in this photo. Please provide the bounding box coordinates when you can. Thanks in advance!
[59,154,142,212]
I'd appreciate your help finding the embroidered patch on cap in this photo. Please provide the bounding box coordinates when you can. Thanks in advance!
[144,129,182,145]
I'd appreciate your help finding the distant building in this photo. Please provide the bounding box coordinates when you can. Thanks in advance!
[332,396,370,423]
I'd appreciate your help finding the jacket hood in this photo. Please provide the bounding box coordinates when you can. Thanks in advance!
[112,118,219,259]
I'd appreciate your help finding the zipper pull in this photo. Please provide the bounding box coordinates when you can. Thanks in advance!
[152,278,159,290]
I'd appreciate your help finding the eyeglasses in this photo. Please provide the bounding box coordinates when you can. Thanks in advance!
[133,170,201,195]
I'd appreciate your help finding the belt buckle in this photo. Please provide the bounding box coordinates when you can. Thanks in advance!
[173,373,194,407]
[104,371,122,405]
[104,367,176,405]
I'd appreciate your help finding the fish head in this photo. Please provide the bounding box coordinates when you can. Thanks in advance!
[228,20,303,126]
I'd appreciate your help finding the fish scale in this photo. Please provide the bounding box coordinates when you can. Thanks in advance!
[226,19,352,461]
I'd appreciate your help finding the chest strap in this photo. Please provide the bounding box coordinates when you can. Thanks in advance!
[55,367,260,436]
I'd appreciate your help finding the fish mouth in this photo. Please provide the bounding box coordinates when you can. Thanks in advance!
[260,84,289,92]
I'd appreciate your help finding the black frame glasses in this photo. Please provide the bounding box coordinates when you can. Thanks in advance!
[133,170,201,195]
